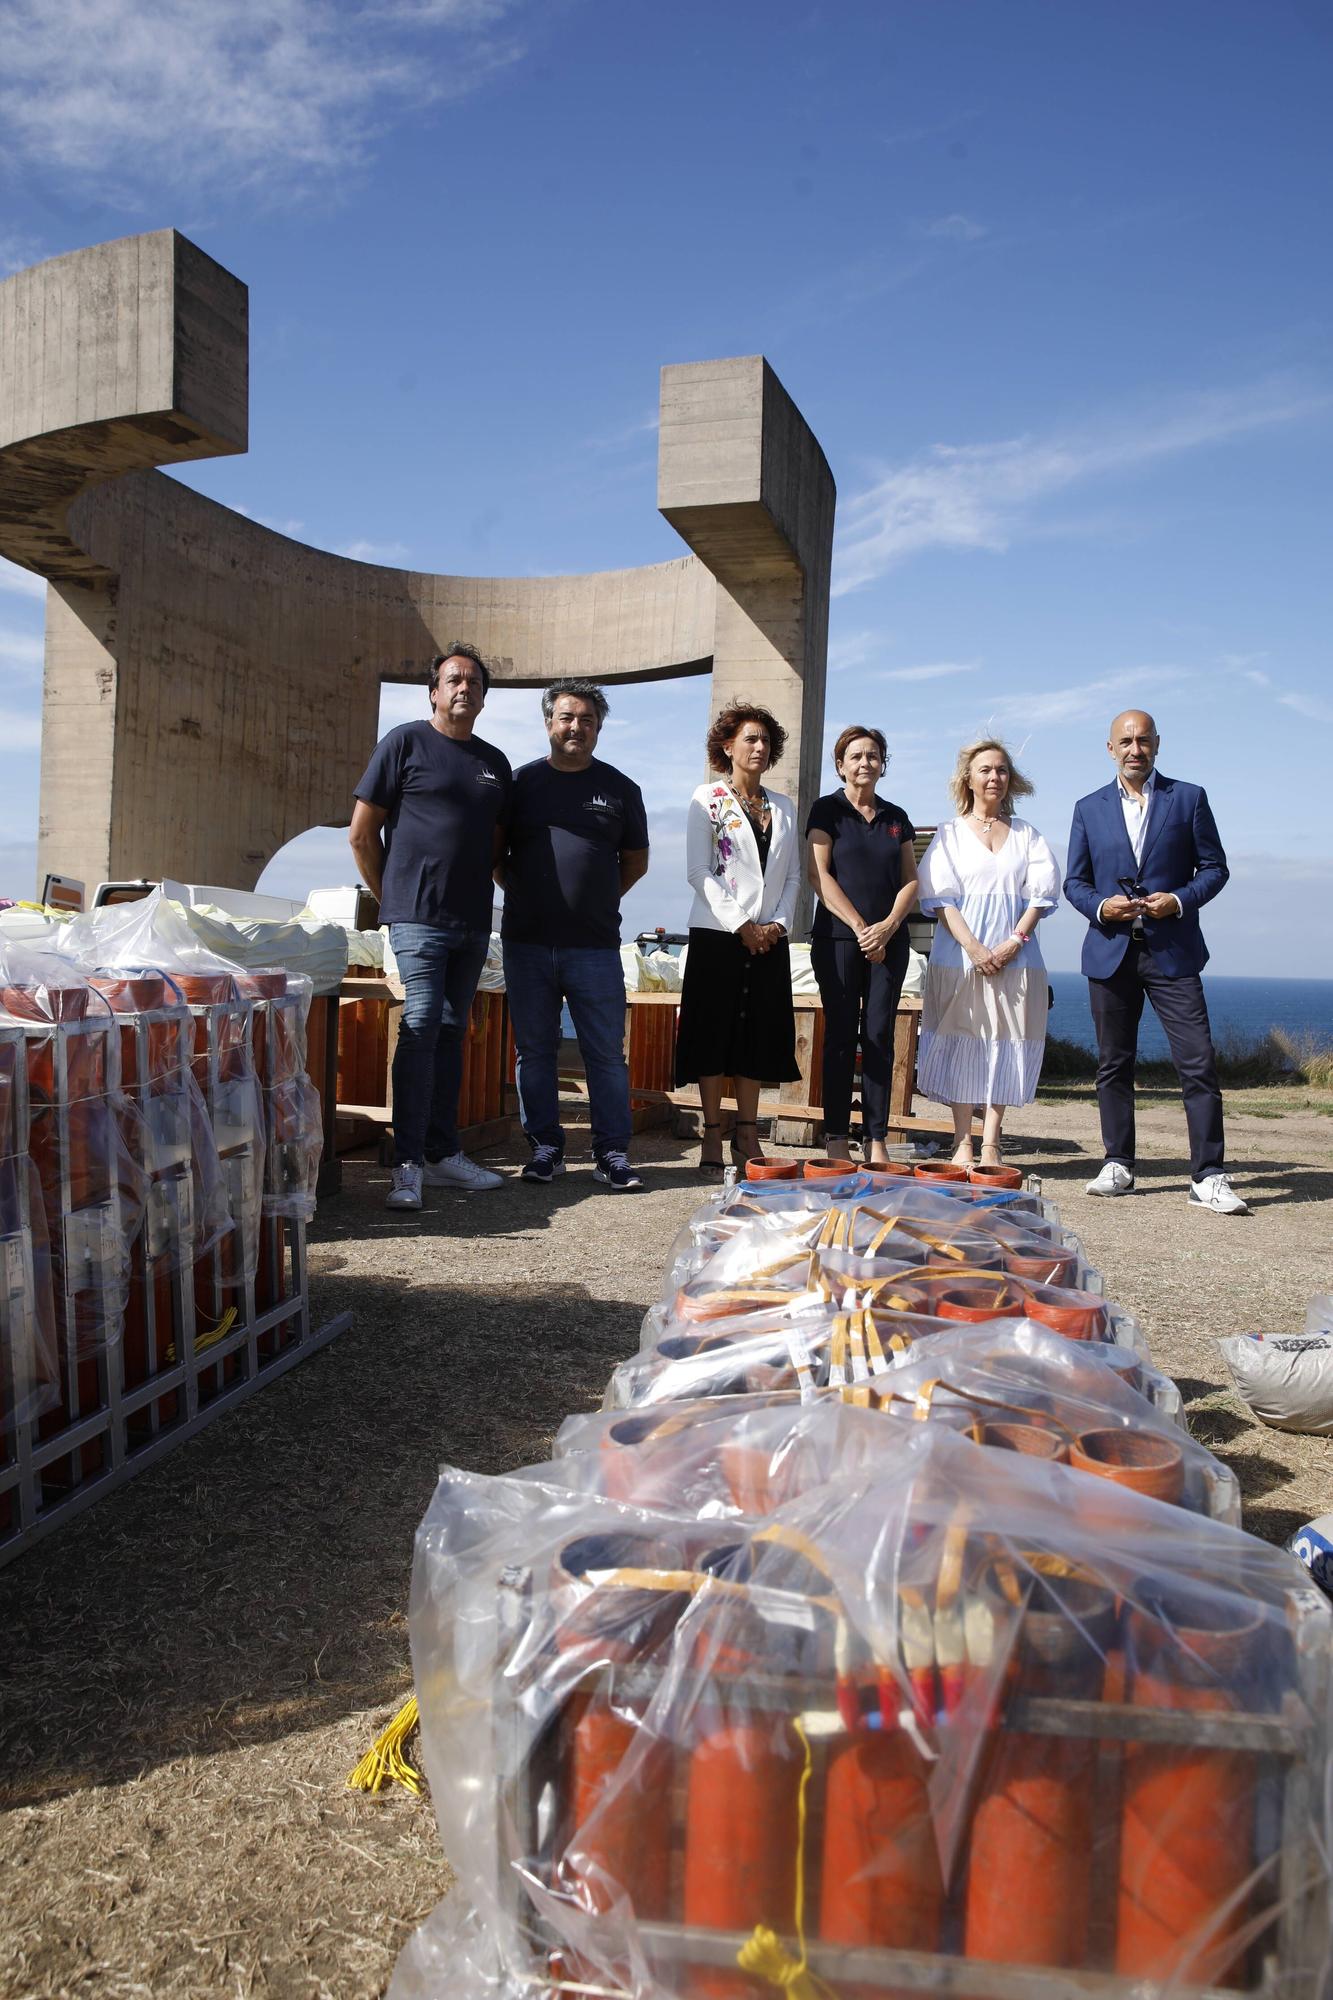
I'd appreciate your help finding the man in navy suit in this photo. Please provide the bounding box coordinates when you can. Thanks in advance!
[1065,710,1248,1215]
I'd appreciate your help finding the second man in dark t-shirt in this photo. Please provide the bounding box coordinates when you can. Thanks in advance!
[501,680,650,1190]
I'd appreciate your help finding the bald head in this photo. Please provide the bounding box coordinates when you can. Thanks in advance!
[1107,711,1159,792]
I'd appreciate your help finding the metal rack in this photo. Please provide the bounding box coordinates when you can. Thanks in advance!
[0,982,350,1568]
[493,1588,1331,2000]
[0,1024,46,1543]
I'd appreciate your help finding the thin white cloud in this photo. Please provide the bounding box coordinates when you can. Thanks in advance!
[834,378,1332,596]
[0,0,526,202]
[588,410,659,452]
[337,538,413,564]
[875,661,979,684]
[232,505,308,539]
[1223,654,1333,723]
[827,629,886,675]
[976,667,1192,732]
[1278,691,1333,725]
[916,213,987,242]
[0,558,46,601]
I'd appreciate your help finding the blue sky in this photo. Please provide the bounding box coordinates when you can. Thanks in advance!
[2,0,1330,973]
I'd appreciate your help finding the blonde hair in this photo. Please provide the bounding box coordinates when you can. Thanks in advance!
[949,737,1034,818]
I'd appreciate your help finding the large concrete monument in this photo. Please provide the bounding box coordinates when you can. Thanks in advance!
[0,231,835,908]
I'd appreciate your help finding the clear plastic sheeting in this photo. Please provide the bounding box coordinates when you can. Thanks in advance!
[54,887,250,982]
[0,1025,59,1442]
[0,945,148,1360]
[653,1180,1099,1342]
[398,1425,1332,2000]
[551,1396,891,1518]
[841,1320,1239,1523]
[86,969,234,1271]
[262,1072,323,1222]
[242,970,323,1223]
[390,1142,1333,2000]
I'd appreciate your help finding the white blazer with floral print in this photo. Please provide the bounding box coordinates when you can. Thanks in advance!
[684,780,801,934]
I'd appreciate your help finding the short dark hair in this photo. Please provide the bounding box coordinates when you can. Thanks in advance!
[429,643,490,695]
[542,677,608,725]
[705,703,787,774]
[833,724,887,771]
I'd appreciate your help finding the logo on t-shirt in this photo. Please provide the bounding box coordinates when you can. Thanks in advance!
[475,767,501,786]
[584,793,622,818]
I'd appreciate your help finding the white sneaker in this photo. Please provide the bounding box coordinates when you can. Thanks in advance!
[423,1151,504,1191]
[1085,1161,1134,1197]
[386,1162,423,1210]
[1189,1171,1250,1216]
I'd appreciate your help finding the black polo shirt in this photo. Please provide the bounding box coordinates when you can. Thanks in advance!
[354,721,511,931]
[502,756,649,948]
[805,790,917,942]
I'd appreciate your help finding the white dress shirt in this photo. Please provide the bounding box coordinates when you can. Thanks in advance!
[1098,769,1180,922]
[1119,770,1155,867]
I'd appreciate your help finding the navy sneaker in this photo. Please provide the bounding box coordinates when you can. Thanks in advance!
[593,1150,643,1192]
[521,1143,566,1184]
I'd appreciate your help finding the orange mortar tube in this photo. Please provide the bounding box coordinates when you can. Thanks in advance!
[820,1718,944,1960]
[1116,1593,1265,1986]
[683,1712,804,2000]
[964,1573,1115,1969]
[554,1533,684,1928]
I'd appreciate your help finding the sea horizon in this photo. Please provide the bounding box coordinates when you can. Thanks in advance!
[1045,969,1333,1058]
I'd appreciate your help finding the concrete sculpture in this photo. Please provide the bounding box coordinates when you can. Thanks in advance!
[0,231,835,907]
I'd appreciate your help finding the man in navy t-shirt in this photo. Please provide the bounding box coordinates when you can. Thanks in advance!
[349,643,512,1210]
[501,678,649,1191]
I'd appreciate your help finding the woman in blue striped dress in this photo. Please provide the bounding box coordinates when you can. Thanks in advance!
[916,738,1062,1168]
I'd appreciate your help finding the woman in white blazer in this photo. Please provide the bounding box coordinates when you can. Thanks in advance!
[675,702,802,1174]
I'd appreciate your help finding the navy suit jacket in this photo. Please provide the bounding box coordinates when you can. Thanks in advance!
[1064,774,1228,979]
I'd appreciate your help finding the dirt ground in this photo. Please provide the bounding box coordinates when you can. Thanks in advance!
[1,1083,1329,2000]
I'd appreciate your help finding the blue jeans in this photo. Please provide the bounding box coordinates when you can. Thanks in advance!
[389,921,491,1165]
[502,942,630,1158]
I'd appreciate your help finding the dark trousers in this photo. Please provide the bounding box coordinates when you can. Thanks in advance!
[1087,942,1225,1180]
[811,937,909,1141]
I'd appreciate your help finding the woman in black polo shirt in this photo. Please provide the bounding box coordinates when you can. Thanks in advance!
[806,724,919,1164]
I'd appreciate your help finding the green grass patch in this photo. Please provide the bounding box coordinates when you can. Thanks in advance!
[1038,1026,1333,1093]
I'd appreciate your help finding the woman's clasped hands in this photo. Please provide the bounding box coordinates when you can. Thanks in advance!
[738,919,784,955]
[855,915,896,963]
[967,932,1021,978]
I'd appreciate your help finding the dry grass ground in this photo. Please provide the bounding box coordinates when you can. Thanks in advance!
[1,1084,1329,1999]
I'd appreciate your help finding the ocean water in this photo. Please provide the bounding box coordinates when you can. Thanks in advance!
[1046,972,1333,1059]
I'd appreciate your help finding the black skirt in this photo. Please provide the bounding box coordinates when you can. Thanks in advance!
[674,927,800,1085]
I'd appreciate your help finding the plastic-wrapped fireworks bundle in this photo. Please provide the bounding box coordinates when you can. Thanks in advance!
[550,1394,891,1517]
[392,1423,1332,2000]
[86,970,233,1420]
[241,968,323,1226]
[838,1320,1238,1521]
[55,897,275,1302]
[650,1198,1103,1354]
[659,1175,1075,1306]
[0,947,148,1368]
[0,1018,59,1530]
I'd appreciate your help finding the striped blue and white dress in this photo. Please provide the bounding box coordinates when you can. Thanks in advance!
[916,816,1062,1108]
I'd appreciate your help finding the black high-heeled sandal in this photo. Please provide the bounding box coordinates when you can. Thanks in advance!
[698,1121,725,1178]
[730,1119,765,1167]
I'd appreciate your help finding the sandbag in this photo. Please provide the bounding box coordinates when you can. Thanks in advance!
[1218,1331,1333,1436]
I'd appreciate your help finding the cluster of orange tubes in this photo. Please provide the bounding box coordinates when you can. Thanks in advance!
[401,1159,1331,2000]
[0,946,322,1550]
